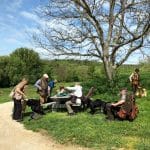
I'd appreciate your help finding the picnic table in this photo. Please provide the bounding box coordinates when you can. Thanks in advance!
[42,95,71,112]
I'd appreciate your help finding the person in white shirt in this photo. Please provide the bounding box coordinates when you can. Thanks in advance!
[65,82,82,115]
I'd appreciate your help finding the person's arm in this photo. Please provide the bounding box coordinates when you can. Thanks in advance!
[129,73,133,82]
[111,93,126,107]
[66,86,76,91]
[34,79,41,90]
[111,100,125,107]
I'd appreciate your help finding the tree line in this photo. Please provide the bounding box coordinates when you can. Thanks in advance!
[0,48,102,87]
[0,47,149,93]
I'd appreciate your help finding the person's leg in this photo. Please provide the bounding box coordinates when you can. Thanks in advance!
[135,85,139,94]
[106,103,115,120]
[44,95,48,103]
[50,88,53,97]
[40,95,45,104]
[132,84,136,94]
[13,99,17,119]
[14,100,22,121]
[65,100,74,114]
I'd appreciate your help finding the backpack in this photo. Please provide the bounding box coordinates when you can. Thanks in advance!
[117,93,139,121]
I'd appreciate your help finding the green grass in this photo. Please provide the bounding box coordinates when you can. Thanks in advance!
[0,87,12,103]
[0,85,150,150]
[22,95,150,150]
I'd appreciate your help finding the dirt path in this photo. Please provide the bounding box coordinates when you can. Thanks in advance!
[0,102,90,150]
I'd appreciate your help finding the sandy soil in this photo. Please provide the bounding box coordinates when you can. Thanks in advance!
[0,102,90,150]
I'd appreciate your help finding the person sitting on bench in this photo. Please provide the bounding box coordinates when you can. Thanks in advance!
[65,82,82,116]
[105,88,139,121]
[105,88,127,121]
[56,86,68,97]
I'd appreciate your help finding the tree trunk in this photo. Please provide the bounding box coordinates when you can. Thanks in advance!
[103,58,116,81]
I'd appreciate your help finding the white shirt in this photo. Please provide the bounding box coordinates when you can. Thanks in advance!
[66,85,82,97]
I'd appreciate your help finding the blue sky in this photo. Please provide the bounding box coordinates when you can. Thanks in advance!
[0,0,149,64]
[0,0,48,55]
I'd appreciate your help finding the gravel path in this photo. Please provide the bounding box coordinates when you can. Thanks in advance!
[0,102,90,150]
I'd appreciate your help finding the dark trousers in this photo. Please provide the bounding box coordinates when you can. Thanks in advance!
[70,95,77,103]
[13,99,22,120]
[106,103,120,120]
[132,84,138,94]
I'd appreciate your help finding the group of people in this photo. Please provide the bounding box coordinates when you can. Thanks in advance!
[10,73,82,121]
[10,68,143,122]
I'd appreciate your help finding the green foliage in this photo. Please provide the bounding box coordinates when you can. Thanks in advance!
[9,48,42,84]
[0,56,10,87]
[0,48,42,87]
[83,74,130,98]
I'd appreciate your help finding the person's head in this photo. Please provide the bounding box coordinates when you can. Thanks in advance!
[135,68,139,73]
[21,78,28,85]
[59,86,65,91]
[54,79,57,83]
[43,74,49,80]
[75,82,81,86]
[120,88,127,95]
[17,78,28,90]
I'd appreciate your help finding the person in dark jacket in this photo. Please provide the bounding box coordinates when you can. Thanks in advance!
[48,79,57,97]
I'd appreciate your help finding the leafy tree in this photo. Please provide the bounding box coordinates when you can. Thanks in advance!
[0,56,10,87]
[8,48,42,85]
[33,0,150,81]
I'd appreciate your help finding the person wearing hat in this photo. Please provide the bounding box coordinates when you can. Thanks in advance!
[35,74,49,104]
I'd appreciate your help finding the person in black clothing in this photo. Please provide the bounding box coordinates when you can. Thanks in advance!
[12,78,28,122]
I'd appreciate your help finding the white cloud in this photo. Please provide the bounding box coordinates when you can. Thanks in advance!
[20,11,45,26]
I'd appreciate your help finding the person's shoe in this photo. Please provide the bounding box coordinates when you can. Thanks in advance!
[16,119,23,122]
[105,117,114,122]
[68,112,76,116]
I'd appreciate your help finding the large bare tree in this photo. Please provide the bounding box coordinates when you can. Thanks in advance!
[33,0,150,80]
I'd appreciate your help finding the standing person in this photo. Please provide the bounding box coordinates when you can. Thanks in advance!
[65,82,82,116]
[12,78,28,122]
[129,68,140,93]
[48,79,57,97]
[34,74,49,104]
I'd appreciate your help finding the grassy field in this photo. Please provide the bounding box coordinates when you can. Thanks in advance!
[0,84,149,150]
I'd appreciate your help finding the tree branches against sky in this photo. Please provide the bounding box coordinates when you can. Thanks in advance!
[0,0,149,65]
